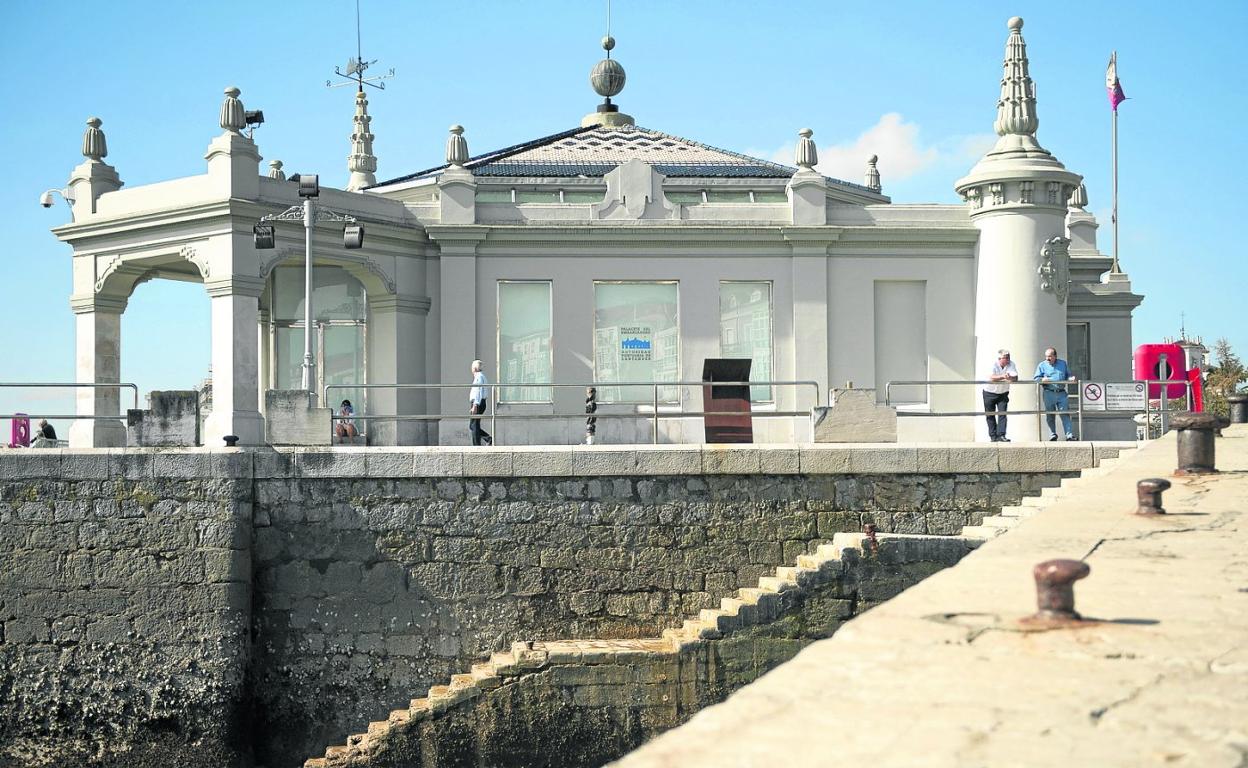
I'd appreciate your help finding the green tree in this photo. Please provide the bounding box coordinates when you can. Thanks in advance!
[1204,337,1246,418]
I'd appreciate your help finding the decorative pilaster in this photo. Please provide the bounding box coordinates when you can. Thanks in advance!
[865,155,881,193]
[787,128,826,225]
[346,89,378,191]
[205,87,262,199]
[67,117,123,219]
[67,294,128,448]
[439,125,476,224]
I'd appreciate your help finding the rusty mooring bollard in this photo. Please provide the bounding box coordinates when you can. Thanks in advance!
[1171,412,1223,475]
[1135,478,1171,515]
[1228,394,1248,425]
[1030,559,1090,623]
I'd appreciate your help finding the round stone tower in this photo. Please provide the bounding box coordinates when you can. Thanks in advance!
[955,17,1081,442]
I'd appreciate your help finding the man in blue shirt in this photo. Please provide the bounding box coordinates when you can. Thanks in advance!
[1033,346,1076,441]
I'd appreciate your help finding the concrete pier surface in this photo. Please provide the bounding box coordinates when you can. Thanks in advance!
[612,426,1248,768]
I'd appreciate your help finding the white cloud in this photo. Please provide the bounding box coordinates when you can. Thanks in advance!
[748,113,995,187]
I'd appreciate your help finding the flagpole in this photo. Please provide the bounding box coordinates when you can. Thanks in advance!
[1110,51,1121,274]
[1112,94,1120,273]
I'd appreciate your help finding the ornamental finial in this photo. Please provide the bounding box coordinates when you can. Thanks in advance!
[446,125,469,167]
[865,155,881,192]
[220,87,246,133]
[346,89,378,190]
[268,160,286,180]
[82,117,107,161]
[1068,182,1087,209]
[795,128,818,170]
[993,17,1039,137]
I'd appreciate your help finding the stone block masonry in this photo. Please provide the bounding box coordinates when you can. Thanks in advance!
[0,442,1127,768]
[0,452,252,767]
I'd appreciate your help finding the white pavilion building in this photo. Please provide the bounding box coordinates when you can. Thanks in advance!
[50,17,1141,448]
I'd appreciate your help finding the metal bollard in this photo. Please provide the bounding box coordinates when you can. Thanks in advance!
[1171,412,1224,475]
[223,434,240,447]
[1135,478,1171,515]
[1228,394,1248,425]
[1028,559,1090,624]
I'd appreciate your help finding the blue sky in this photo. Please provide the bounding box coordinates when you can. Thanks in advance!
[1,1,1244,421]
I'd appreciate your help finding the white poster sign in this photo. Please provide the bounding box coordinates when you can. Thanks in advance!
[1105,382,1147,411]
[1080,382,1106,412]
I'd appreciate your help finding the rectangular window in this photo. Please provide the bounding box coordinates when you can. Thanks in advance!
[719,282,773,402]
[497,281,553,402]
[593,281,679,403]
[1066,323,1091,381]
[874,281,928,404]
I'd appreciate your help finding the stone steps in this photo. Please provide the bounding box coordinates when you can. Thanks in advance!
[303,459,1103,768]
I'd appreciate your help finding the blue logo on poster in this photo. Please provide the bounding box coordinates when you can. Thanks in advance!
[621,337,652,350]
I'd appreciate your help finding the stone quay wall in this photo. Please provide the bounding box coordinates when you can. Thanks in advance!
[306,532,974,768]
[0,443,1127,768]
[0,451,252,768]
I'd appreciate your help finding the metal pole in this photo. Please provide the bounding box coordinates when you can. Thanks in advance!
[491,383,497,446]
[1035,381,1042,439]
[1111,106,1120,273]
[1076,383,1083,440]
[301,197,317,401]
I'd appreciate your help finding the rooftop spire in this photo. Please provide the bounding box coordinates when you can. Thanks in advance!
[219,87,245,134]
[582,0,634,128]
[865,155,881,192]
[329,0,393,190]
[446,125,469,167]
[795,128,818,170]
[346,89,377,190]
[82,117,107,161]
[994,17,1039,138]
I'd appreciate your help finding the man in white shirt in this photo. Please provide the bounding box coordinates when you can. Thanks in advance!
[468,360,492,446]
[983,348,1018,442]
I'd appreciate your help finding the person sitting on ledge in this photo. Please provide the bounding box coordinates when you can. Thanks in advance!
[335,399,358,439]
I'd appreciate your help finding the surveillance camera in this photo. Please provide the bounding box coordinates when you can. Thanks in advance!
[39,190,55,208]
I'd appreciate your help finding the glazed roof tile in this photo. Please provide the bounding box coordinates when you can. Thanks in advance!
[370,124,878,195]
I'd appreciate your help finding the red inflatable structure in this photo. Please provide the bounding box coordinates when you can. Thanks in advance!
[1133,343,1198,403]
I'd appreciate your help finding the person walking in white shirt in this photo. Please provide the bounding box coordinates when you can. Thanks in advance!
[468,360,492,446]
[982,349,1018,442]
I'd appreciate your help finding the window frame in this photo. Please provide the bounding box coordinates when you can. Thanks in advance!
[718,280,776,404]
[496,280,555,404]
[591,280,682,404]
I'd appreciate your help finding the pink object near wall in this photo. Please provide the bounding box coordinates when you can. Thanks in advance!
[9,414,31,447]
[1134,344,1188,399]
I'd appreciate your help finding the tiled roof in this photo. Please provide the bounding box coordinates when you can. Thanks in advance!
[370,124,878,194]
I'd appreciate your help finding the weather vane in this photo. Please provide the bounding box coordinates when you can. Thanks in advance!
[327,0,395,91]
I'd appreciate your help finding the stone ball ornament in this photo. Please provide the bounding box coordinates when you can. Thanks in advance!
[1008,16,1023,31]
[591,57,626,98]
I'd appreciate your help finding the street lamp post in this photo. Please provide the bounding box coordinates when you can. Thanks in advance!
[253,174,365,404]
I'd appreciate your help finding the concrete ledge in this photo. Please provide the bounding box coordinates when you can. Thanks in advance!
[0,441,1136,480]
[610,430,1248,768]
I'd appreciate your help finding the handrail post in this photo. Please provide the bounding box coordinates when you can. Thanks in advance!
[652,383,659,444]
[1159,384,1168,436]
[1076,380,1083,440]
[1035,381,1042,439]
[491,383,497,446]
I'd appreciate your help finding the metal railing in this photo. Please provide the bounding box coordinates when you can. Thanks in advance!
[0,382,140,422]
[324,379,821,444]
[883,378,1194,440]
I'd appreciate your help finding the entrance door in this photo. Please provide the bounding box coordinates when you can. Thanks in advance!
[272,320,367,421]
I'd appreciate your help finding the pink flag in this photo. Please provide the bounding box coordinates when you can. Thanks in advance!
[1106,52,1126,110]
